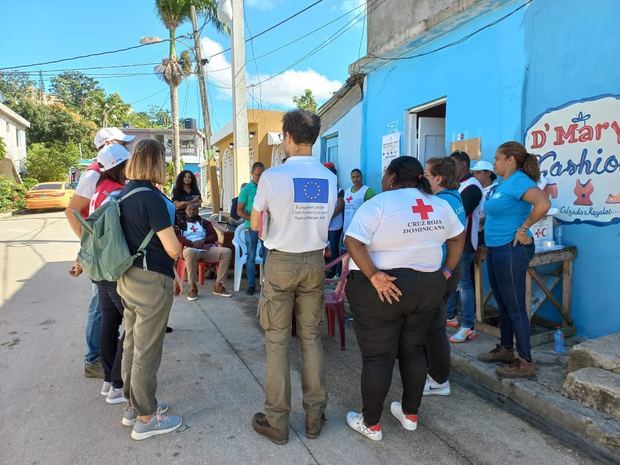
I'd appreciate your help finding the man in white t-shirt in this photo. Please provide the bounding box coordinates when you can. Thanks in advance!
[65,127,135,379]
[249,110,337,445]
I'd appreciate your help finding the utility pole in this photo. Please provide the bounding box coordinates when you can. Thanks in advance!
[190,5,219,211]
[230,0,250,197]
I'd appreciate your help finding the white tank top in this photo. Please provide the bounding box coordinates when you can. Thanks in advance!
[343,185,369,233]
[458,177,483,250]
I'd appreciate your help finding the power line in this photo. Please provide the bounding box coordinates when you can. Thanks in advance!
[129,87,168,105]
[368,0,533,61]
[6,0,365,79]
[207,0,325,59]
[248,0,385,89]
[0,34,191,71]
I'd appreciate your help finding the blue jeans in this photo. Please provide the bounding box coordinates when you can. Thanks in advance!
[486,243,535,361]
[446,251,476,329]
[85,283,102,363]
[244,230,265,287]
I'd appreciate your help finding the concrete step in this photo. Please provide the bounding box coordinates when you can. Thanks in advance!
[563,367,620,421]
[568,332,620,373]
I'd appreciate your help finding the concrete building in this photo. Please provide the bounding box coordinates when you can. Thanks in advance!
[312,74,364,189]
[0,102,30,177]
[210,109,285,213]
[122,126,206,181]
[348,0,620,337]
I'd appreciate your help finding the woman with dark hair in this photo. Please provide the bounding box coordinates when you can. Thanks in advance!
[478,141,550,379]
[88,144,131,404]
[344,156,464,441]
[420,157,468,397]
[172,170,201,213]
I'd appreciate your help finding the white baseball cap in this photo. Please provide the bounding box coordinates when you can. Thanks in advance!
[94,127,135,150]
[97,144,131,171]
[472,160,494,172]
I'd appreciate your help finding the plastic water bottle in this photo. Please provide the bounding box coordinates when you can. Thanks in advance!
[554,326,565,354]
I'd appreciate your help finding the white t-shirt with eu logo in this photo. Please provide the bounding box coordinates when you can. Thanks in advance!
[345,188,464,272]
[253,156,337,253]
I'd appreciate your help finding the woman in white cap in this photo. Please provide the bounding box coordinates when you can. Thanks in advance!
[89,144,132,404]
[65,127,135,380]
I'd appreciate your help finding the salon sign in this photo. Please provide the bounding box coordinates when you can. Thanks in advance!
[525,95,620,226]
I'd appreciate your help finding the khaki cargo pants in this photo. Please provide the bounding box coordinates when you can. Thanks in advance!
[259,249,327,432]
[117,266,173,416]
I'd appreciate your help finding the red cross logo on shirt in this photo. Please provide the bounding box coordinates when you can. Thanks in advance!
[411,198,434,220]
[190,224,198,234]
[345,195,353,203]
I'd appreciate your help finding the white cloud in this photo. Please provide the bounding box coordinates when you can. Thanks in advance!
[245,0,282,11]
[249,70,342,108]
[201,38,343,108]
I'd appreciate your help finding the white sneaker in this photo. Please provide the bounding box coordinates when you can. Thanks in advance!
[101,381,112,396]
[423,375,451,396]
[106,387,127,404]
[346,411,382,441]
[390,402,418,431]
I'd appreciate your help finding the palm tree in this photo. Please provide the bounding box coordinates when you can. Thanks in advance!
[154,0,224,177]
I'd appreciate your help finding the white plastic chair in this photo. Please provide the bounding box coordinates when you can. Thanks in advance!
[232,224,264,292]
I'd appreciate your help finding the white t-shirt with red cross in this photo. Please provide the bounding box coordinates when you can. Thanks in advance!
[345,188,464,272]
[182,220,206,243]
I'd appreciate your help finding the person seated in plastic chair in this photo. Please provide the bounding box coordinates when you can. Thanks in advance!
[176,203,232,300]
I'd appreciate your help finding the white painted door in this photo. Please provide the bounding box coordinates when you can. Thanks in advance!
[222,149,234,213]
[417,117,445,164]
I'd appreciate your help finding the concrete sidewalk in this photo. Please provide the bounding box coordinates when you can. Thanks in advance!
[0,211,605,465]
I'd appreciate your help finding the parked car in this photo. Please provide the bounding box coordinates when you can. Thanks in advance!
[25,182,74,210]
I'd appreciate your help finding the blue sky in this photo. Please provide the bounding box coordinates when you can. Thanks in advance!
[0,0,367,132]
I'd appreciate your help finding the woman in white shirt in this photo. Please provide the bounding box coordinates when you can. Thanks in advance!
[343,156,465,442]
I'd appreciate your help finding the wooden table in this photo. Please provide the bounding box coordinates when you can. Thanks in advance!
[474,246,577,346]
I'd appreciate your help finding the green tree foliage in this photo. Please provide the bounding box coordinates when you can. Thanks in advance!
[0,71,33,106]
[0,177,27,212]
[147,106,173,128]
[25,142,80,182]
[293,89,318,113]
[51,71,100,109]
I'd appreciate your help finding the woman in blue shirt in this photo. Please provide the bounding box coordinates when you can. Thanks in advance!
[478,141,550,379]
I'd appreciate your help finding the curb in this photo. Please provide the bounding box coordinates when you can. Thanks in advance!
[451,350,620,464]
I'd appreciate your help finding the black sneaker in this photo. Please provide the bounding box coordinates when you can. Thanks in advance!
[246,286,255,296]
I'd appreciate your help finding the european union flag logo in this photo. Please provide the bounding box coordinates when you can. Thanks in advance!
[293,178,329,203]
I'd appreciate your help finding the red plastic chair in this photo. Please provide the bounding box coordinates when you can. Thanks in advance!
[291,254,350,350]
[176,256,218,286]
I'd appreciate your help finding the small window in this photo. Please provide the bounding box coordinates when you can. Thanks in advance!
[16,129,20,147]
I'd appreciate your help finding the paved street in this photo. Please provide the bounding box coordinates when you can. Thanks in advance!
[0,211,601,465]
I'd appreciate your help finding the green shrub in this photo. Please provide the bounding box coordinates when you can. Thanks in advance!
[0,177,27,213]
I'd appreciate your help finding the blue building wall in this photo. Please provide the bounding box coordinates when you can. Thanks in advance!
[361,0,620,337]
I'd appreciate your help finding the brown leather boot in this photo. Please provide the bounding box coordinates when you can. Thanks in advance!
[496,357,537,379]
[305,413,326,439]
[478,344,515,363]
[252,412,288,445]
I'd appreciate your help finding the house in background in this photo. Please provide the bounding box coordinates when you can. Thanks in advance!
[123,124,206,183]
[312,74,364,188]
[210,109,284,213]
[0,101,30,180]
[348,0,620,338]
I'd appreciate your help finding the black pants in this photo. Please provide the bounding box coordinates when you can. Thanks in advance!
[96,280,124,388]
[425,263,463,384]
[346,268,446,425]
